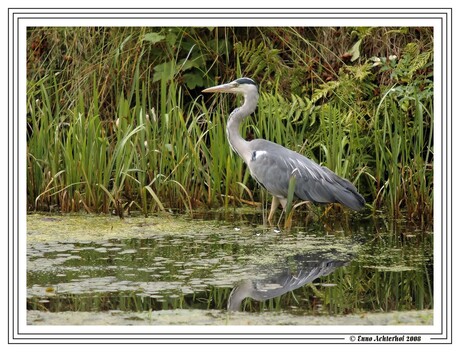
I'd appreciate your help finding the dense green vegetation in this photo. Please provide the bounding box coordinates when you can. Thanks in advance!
[27,27,433,224]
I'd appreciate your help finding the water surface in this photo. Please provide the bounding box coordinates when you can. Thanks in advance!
[27,212,433,324]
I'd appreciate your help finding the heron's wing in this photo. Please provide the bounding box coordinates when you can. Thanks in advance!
[248,140,365,210]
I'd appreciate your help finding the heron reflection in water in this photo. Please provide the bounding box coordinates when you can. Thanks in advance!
[227,253,350,311]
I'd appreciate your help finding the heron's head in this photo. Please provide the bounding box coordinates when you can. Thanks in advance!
[202,77,258,98]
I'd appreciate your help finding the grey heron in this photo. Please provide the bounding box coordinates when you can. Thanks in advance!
[203,77,365,223]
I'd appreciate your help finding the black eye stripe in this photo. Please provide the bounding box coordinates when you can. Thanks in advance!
[235,77,257,86]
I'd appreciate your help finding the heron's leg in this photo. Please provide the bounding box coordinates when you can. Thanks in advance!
[279,198,287,209]
[278,198,294,229]
[268,196,280,224]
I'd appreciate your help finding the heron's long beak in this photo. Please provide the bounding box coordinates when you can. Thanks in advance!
[202,82,234,93]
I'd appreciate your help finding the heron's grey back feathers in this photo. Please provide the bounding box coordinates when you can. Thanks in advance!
[248,139,365,211]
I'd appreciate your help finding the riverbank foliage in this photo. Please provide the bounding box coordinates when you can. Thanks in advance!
[27,27,433,224]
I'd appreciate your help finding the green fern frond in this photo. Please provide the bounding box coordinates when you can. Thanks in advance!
[311,80,341,104]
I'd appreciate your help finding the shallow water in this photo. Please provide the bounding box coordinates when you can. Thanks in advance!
[27,211,433,324]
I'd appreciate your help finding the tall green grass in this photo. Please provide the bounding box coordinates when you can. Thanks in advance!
[372,85,433,223]
[27,65,247,216]
[27,27,433,224]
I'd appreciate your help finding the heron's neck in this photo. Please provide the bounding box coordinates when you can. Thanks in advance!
[226,92,259,164]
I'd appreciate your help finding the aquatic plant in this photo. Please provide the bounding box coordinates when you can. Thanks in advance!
[27,27,433,224]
